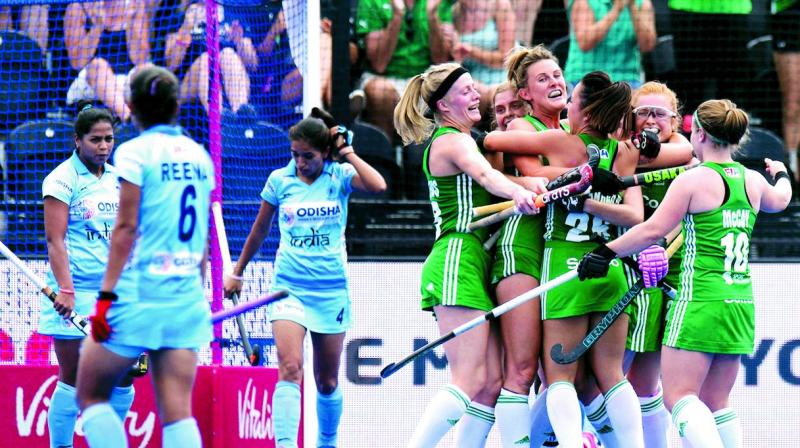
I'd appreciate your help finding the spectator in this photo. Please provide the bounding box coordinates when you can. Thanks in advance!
[163,2,251,115]
[357,0,455,141]
[451,0,515,116]
[0,5,49,54]
[771,0,800,181]
[510,0,542,46]
[667,0,752,115]
[565,0,656,87]
[64,0,151,122]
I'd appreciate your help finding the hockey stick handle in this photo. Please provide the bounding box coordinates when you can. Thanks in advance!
[468,171,593,231]
[0,240,89,334]
[472,200,513,218]
[618,165,692,188]
[211,290,289,323]
[212,202,260,363]
[380,269,579,378]
[550,233,684,364]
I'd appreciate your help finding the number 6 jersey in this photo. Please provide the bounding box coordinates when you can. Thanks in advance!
[113,125,214,303]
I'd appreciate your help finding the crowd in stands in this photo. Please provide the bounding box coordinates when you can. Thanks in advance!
[0,0,798,199]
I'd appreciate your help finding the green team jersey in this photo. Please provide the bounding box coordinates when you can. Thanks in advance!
[669,0,752,14]
[679,162,756,302]
[424,127,492,243]
[544,134,621,243]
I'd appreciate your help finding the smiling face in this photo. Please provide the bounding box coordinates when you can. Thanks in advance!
[437,72,482,127]
[75,121,114,172]
[291,138,327,181]
[633,93,678,142]
[520,59,567,117]
[493,89,528,131]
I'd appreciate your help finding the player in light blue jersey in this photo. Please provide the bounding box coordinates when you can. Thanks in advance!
[42,101,137,448]
[76,66,214,448]
[224,115,386,448]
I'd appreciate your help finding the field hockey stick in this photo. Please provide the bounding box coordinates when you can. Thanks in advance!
[471,148,600,219]
[468,164,594,231]
[619,165,693,188]
[483,230,501,251]
[0,240,89,334]
[549,233,684,365]
[212,202,262,366]
[211,290,289,324]
[380,268,580,378]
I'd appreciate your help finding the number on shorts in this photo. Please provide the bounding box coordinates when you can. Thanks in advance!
[178,185,197,242]
[336,308,344,324]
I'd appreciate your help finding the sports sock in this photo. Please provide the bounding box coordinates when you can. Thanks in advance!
[584,394,620,448]
[162,418,201,448]
[640,389,670,448]
[453,402,495,448]
[316,386,343,447]
[672,395,723,448]
[81,403,127,448]
[545,381,583,448]
[713,408,741,448]
[495,388,531,447]
[407,384,469,448]
[604,379,644,448]
[109,385,135,423]
[273,381,301,448]
[48,381,79,448]
[530,388,557,447]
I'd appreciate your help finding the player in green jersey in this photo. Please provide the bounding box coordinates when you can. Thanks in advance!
[578,99,793,447]
[394,62,545,448]
[485,71,646,448]
[623,81,693,448]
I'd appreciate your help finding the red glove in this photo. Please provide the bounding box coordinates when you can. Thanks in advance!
[91,291,117,342]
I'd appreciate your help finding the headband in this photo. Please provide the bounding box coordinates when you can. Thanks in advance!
[426,67,468,113]
[693,110,729,146]
[80,103,93,112]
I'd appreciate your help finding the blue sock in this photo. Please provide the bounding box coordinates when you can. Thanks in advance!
[162,418,201,448]
[316,387,343,447]
[109,386,135,423]
[273,381,301,448]
[81,403,127,448]
[48,381,78,448]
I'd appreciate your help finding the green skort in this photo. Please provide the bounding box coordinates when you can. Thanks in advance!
[540,241,628,319]
[420,233,493,311]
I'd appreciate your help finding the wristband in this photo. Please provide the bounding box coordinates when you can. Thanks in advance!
[97,291,118,301]
[775,171,791,183]
[338,147,355,157]
[225,272,243,281]
[58,288,75,295]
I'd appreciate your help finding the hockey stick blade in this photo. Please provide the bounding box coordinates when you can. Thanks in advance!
[211,290,289,323]
[550,281,645,364]
[381,269,579,378]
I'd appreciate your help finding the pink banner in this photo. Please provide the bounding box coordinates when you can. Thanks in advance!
[0,365,302,447]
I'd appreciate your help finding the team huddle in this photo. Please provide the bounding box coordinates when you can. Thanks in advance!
[33,46,791,448]
[392,44,792,448]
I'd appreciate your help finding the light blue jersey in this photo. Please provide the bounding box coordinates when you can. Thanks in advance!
[113,125,214,304]
[40,152,118,337]
[262,159,356,291]
[42,151,119,292]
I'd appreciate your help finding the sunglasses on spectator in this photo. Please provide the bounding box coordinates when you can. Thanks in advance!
[633,106,677,121]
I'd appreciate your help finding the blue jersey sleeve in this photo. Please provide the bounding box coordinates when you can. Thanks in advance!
[260,169,281,205]
[42,163,75,204]
[114,144,145,186]
[335,162,357,197]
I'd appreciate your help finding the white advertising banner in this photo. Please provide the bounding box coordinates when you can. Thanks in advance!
[1,261,798,447]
